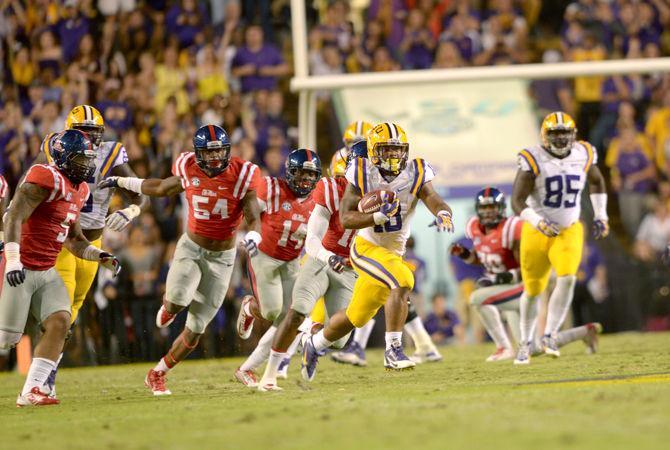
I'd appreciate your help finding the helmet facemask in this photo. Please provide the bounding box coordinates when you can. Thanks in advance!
[544,128,576,157]
[476,202,505,227]
[374,143,408,175]
[195,143,231,177]
[287,166,320,197]
[64,152,97,185]
[72,124,104,147]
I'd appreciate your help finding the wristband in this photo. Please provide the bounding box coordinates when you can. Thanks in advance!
[82,245,104,261]
[373,211,390,225]
[520,207,543,228]
[244,230,262,245]
[590,193,608,221]
[5,242,20,264]
[316,247,335,264]
[117,177,145,195]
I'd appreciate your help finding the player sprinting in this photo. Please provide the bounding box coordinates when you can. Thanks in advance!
[99,125,262,395]
[257,145,359,391]
[0,130,121,407]
[31,105,144,396]
[234,149,321,387]
[511,112,609,364]
[301,122,454,381]
[451,187,602,362]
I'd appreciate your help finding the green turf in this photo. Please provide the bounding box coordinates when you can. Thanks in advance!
[1,332,669,450]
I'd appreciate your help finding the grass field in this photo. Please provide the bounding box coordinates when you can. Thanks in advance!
[1,332,669,450]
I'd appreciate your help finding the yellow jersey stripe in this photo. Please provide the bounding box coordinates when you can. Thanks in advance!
[519,150,539,176]
[411,158,425,196]
[101,142,123,177]
[41,133,56,164]
[356,158,367,195]
[582,141,595,172]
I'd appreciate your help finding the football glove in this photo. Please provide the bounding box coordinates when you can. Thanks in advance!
[592,219,609,240]
[98,177,119,190]
[4,242,25,287]
[328,254,350,273]
[373,193,400,225]
[494,271,515,285]
[242,231,262,258]
[430,210,454,233]
[537,219,560,237]
[449,243,471,260]
[476,276,495,288]
[106,205,141,232]
[99,252,121,277]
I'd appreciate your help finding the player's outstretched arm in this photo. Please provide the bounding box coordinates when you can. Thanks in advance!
[105,163,150,232]
[98,175,184,197]
[241,189,262,257]
[64,221,121,276]
[587,165,609,239]
[339,183,377,229]
[3,182,49,286]
[418,181,454,233]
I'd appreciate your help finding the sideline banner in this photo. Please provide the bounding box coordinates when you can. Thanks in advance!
[334,79,539,197]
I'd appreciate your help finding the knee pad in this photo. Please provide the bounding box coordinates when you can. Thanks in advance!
[186,312,207,335]
[0,330,22,349]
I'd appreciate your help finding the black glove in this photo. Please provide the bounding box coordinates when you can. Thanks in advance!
[6,268,26,287]
[449,243,471,260]
[328,255,350,274]
[494,272,515,285]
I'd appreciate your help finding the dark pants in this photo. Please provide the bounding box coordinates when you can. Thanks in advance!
[130,296,160,361]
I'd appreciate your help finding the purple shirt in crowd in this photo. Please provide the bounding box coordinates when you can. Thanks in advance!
[578,241,603,284]
[165,4,207,48]
[232,45,285,93]
[424,310,461,338]
[403,38,433,69]
[617,150,655,193]
[57,15,90,62]
[97,100,133,133]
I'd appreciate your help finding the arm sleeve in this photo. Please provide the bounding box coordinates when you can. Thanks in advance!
[305,204,334,263]
[312,178,332,214]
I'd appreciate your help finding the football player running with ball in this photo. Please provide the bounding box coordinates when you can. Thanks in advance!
[301,122,454,382]
[511,112,608,365]
[99,125,262,395]
[1,130,121,407]
[451,187,602,362]
[233,149,321,387]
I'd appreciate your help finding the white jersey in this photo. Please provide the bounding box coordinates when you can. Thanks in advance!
[42,133,128,229]
[518,140,597,228]
[345,157,435,256]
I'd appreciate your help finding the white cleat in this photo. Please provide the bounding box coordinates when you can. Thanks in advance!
[486,347,515,362]
[145,369,172,396]
[155,304,176,329]
[542,334,560,358]
[236,296,256,340]
[258,380,283,392]
[234,368,259,388]
[514,342,531,365]
[277,357,290,380]
[16,387,60,407]
[384,344,416,371]
[411,348,443,364]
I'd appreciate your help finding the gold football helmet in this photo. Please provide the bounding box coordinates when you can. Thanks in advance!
[65,105,105,146]
[342,120,372,149]
[540,111,576,156]
[367,122,409,175]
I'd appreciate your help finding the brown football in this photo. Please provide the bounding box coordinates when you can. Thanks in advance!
[357,189,396,214]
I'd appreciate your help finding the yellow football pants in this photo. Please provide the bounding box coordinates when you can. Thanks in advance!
[520,221,583,297]
[310,297,327,324]
[346,236,414,327]
[54,237,102,324]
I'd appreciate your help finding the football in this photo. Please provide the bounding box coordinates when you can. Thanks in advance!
[357,189,396,214]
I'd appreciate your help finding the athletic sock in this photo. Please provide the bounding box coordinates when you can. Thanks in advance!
[544,275,577,336]
[384,331,403,350]
[311,330,333,352]
[519,292,539,344]
[477,305,512,349]
[353,319,375,348]
[556,324,589,346]
[240,326,277,372]
[403,316,436,353]
[45,353,63,389]
[260,349,286,383]
[154,357,171,373]
[285,331,303,358]
[503,310,521,345]
[22,358,56,396]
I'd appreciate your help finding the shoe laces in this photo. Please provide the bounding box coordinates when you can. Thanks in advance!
[152,371,168,390]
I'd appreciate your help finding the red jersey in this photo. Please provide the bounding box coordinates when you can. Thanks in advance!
[465,216,522,275]
[312,176,354,258]
[0,174,8,199]
[173,153,260,241]
[20,165,90,271]
[258,177,315,261]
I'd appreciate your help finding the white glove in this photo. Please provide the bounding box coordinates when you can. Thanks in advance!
[106,204,141,232]
[242,231,262,257]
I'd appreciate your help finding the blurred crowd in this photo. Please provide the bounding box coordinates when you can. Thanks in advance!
[1,0,670,368]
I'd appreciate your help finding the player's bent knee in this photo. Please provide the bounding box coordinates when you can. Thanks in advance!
[44,311,71,335]
[166,286,191,307]
[0,330,22,349]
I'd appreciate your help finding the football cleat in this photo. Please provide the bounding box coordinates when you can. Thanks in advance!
[277,357,290,380]
[45,367,58,399]
[258,380,283,392]
[542,334,560,358]
[384,343,416,371]
[331,341,367,366]
[145,369,171,396]
[514,342,531,365]
[156,304,176,329]
[486,347,515,362]
[236,295,256,340]
[16,387,60,407]
[583,322,603,354]
[411,348,443,364]
[234,368,258,388]
[301,336,321,382]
